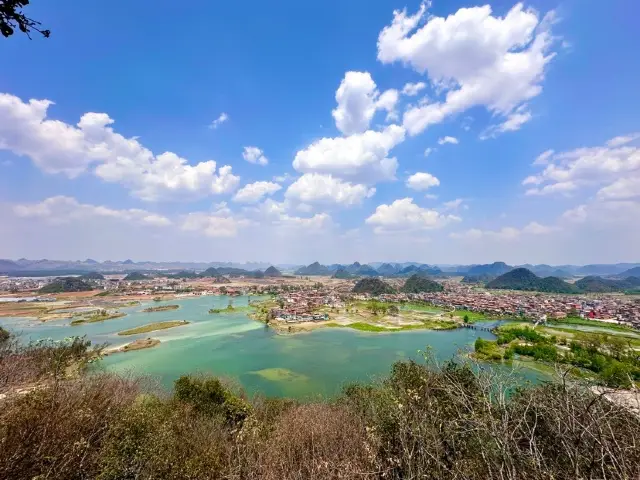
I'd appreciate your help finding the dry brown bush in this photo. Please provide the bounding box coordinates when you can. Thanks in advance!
[239,403,378,480]
[0,373,140,480]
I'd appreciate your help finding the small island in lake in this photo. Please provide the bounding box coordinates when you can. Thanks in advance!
[118,320,189,336]
[142,304,180,313]
[106,338,161,354]
[71,310,126,325]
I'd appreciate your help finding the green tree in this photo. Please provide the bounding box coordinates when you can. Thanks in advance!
[1,0,49,38]
[463,314,470,324]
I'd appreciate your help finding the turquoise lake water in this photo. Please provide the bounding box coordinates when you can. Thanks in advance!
[0,295,543,398]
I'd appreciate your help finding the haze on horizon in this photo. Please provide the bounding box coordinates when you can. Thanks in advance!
[1,1,639,266]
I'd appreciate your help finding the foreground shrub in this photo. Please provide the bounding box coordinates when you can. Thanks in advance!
[0,335,100,394]
[0,374,140,480]
[244,403,377,480]
[174,374,251,424]
[98,398,232,480]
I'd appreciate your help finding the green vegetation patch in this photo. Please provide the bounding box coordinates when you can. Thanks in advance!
[549,316,634,333]
[250,367,310,383]
[117,320,189,336]
[142,304,180,313]
[71,311,126,325]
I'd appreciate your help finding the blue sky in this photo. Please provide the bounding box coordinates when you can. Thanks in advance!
[1,0,639,264]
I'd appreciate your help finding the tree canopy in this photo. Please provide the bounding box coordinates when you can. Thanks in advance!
[1,0,49,38]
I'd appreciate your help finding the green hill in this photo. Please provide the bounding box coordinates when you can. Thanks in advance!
[576,275,640,293]
[264,266,282,277]
[401,274,444,293]
[200,267,219,277]
[295,262,330,276]
[123,272,147,281]
[352,278,396,295]
[332,268,353,279]
[39,277,94,293]
[487,268,578,293]
[80,272,105,280]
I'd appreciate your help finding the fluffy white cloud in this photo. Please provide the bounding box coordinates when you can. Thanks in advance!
[378,3,557,135]
[181,212,248,238]
[242,146,269,166]
[480,106,533,139]
[406,172,440,191]
[210,112,229,129]
[423,147,434,157]
[376,89,399,121]
[437,136,458,145]
[0,93,240,201]
[522,134,640,197]
[331,72,400,134]
[597,177,640,200]
[332,71,378,135]
[252,199,333,231]
[292,124,405,182]
[95,152,240,201]
[13,196,171,227]
[606,133,640,148]
[365,197,459,233]
[233,181,282,204]
[561,200,640,226]
[442,198,466,210]
[532,149,555,165]
[401,82,426,96]
[450,221,556,240]
[285,173,375,206]
[525,181,577,196]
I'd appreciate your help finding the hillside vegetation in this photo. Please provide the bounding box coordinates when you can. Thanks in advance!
[0,332,638,479]
[487,268,579,293]
[401,274,444,293]
[576,275,640,293]
[38,277,93,293]
[352,278,396,295]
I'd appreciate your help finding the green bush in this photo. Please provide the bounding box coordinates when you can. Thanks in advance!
[173,375,251,424]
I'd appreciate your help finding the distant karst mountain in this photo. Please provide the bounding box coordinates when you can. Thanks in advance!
[264,266,282,277]
[376,263,398,276]
[401,275,444,293]
[466,262,513,277]
[575,276,640,293]
[332,268,353,279]
[352,278,396,295]
[200,267,219,277]
[486,268,578,294]
[620,266,640,278]
[295,262,330,276]
[354,264,379,276]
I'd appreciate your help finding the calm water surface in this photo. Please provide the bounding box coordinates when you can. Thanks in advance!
[0,295,542,398]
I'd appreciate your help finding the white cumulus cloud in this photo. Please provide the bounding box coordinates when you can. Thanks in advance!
[406,172,440,191]
[210,112,229,129]
[242,146,269,166]
[401,82,427,96]
[522,133,640,198]
[366,197,459,233]
[292,124,405,183]
[13,196,172,227]
[233,181,282,204]
[377,3,557,136]
[285,173,375,206]
[332,71,400,134]
[438,136,459,145]
[0,93,240,201]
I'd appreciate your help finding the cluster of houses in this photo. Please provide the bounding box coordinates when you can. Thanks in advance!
[376,281,640,329]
